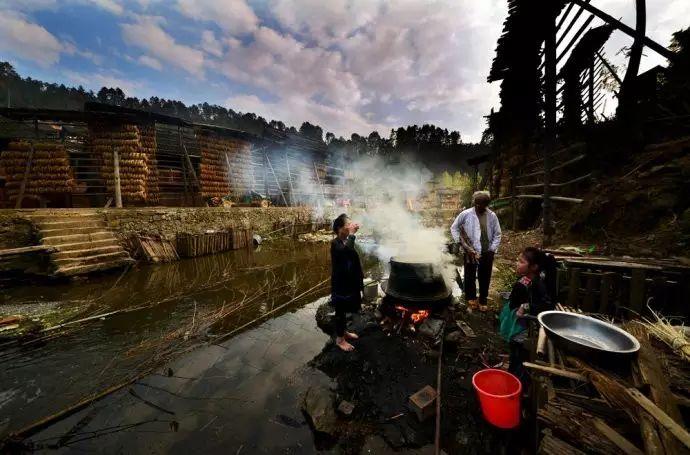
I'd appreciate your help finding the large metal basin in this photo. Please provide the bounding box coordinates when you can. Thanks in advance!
[538,311,640,361]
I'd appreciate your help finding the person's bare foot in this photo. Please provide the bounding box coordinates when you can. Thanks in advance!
[345,331,359,340]
[336,337,355,352]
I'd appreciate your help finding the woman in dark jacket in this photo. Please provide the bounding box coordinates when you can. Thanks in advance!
[330,213,364,352]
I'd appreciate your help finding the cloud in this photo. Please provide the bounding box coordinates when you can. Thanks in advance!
[0,11,65,66]
[177,0,258,35]
[227,94,387,139]
[63,69,146,97]
[138,54,162,70]
[121,15,205,76]
[83,0,123,15]
[201,30,223,57]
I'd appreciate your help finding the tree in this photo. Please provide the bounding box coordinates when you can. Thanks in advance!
[299,121,323,141]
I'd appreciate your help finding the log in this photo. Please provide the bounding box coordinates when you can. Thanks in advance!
[523,362,588,382]
[538,429,587,455]
[592,418,644,455]
[626,388,690,451]
[537,398,621,454]
[627,323,684,454]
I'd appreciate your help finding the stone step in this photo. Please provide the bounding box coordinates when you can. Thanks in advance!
[54,257,135,277]
[49,238,121,252]
[54,251,130,267]
[35,219,107,230]
[53,245,125,260]
[40,226,109,237]
[41,231,117,246]
[26,213,104,224]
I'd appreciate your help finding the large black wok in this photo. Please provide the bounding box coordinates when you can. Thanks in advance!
[538,311,640,362]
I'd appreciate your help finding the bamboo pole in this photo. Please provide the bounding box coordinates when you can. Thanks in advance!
[113,148,122,208]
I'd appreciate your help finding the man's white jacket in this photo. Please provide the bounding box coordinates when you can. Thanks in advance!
[450,208,502,254]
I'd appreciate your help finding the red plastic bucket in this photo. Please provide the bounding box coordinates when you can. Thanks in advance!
[472,369,522,429]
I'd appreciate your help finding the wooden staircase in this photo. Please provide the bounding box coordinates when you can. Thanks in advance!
[26,212,135,277]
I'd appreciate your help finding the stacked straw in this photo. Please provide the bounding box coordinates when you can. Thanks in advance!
[89,122,151,203]
[225,138,252,196]
[0,140,75,199]
[140,123,160,204]
[196,130,230,198]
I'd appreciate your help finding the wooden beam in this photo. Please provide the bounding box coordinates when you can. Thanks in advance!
[626,388,690,450]
[543,8,558,247]
[523,362,588,382]
[596,51,622,85]
[592,418,644,455]
[569,0,674,60]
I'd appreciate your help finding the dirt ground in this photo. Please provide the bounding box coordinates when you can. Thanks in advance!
[309,299,514,454]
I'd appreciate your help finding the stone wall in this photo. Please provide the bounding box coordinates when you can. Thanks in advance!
[100,207,317,239]
[0,207,325,249]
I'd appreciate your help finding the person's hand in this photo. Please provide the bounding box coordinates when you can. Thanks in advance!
[516,306,525,317]
[348,222,360,234]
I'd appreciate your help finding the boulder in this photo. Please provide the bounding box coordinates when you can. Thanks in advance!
[315,301,336,335]
[301,386,338,435]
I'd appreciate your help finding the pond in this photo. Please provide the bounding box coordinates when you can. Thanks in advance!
[1,239,372,449]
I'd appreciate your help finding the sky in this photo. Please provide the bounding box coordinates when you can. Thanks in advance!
[0,0,688,142]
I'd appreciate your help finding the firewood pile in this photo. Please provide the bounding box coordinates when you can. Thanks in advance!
[89,122,155,203]
[530,322,690,455]
[0,140,76,200]
[196,131,230,198]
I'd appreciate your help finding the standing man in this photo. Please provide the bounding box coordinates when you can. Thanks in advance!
[450,191,502,311]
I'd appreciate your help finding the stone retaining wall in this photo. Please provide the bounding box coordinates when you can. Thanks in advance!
[0,207,323,249]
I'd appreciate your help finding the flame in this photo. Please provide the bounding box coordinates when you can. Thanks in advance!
[395,305,430,324]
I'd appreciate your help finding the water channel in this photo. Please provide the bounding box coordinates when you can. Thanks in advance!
[1,240,373,452]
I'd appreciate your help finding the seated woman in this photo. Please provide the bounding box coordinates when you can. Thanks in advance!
[506,247,555,382]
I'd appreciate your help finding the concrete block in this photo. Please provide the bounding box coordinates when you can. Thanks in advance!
[409,385,437,422]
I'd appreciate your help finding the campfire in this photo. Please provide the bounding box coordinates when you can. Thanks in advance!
[395,305,430,324]
[378,256,451,335]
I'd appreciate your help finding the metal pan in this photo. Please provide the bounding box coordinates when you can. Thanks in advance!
[537,311,640,362]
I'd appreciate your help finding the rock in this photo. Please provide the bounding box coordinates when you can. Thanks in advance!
[301,386,338,435]
[315,301,336,335]
[444,330,463,346]
[418,318,445,340]
[337,400,355,416]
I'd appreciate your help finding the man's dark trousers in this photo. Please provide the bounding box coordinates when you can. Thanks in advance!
[463,251,494,304]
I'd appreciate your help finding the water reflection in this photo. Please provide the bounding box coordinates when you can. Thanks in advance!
[0,240,332,439]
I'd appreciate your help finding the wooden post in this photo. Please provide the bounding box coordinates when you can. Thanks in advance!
[113,148,122,208]
[542,8,557,247]
[15,141,35,209]
[263,149,270,199]
[265,152,288,206]
[630,269,646,313]
[567,268,581,309]
[285,151,294,206]
[583,273,597,312]
[588,61,595,124]
[599,272,615,313]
